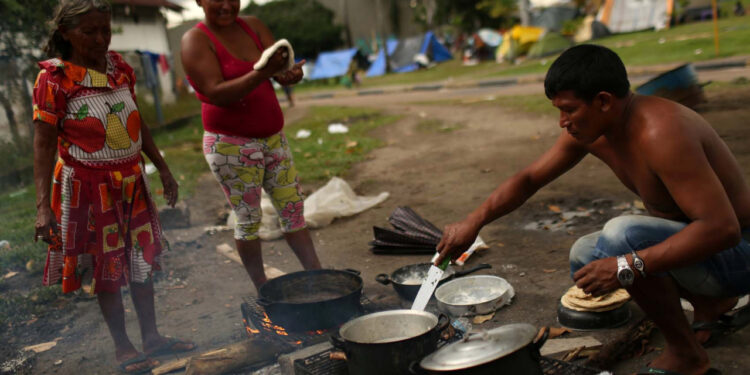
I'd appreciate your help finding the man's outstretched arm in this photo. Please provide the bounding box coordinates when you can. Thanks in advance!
[436,132,588,264]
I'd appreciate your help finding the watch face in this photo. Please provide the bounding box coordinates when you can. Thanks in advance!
[618,268,634,284]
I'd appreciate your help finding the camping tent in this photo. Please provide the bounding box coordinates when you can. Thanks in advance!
[597,0,670,33]
[365,39,399,77]
[308,48,363,80]
[367,31,452,76]
[496,25,545,62]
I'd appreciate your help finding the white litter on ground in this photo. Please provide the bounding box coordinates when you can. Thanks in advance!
[227,177,389,240]
[327,123,348,134]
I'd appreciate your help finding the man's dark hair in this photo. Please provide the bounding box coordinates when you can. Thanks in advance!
[544,44,630,102]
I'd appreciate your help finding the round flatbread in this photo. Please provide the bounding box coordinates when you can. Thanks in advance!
[253,39,295,71]
[560,285,630,312]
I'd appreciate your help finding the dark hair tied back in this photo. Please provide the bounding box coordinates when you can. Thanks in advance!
[44,0,112,59]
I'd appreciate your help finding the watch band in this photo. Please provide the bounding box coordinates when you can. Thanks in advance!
[631,251,646,278]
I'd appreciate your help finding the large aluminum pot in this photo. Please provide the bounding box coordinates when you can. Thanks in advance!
[331,309,449,375]
[413,324,549,374]
[434,275,514,317]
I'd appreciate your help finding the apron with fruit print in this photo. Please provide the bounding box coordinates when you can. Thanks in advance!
[33,51,165,294]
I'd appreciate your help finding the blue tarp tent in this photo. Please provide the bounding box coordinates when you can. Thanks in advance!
[365,39,399,77]
[308,48,359,80]
[366,31,452,77]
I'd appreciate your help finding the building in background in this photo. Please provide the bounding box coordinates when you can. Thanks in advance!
[110,0,184,107]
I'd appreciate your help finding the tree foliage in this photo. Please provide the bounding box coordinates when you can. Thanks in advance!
[0,0,58,150]
[242,0,344,59]
[413,0,517,32]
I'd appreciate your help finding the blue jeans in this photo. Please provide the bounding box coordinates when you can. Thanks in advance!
[569,215,750,297]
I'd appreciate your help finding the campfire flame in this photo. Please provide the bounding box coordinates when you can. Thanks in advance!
[244,314,327,345]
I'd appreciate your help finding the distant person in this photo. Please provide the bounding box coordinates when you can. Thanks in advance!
[180,0,321,291]
[33,1,195,373]
[436,45,750,375]
[282,85,294,107]
[735,1,746,16]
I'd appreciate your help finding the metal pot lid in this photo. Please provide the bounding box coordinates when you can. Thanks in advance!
[419,323,538,371]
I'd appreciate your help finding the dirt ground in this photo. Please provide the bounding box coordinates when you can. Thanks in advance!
[3,73,750,375]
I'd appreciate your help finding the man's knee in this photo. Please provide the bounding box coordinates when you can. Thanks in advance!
[599,215,642,248]
[569,231,600,277]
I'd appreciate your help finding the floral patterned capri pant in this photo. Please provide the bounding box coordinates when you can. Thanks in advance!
[203,131,306,240]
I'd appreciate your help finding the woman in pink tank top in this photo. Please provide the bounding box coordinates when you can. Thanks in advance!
[181,0,321,291]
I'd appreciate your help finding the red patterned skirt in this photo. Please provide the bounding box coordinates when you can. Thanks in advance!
[43,155,165,294]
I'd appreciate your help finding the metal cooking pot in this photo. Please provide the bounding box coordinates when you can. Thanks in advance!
[331,309,449,375]
[434,275,514,317]
[376,263,492,301]
[414,324,549,374]
[257,268,363,332]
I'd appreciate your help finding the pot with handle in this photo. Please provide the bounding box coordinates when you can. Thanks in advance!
[376,263,492,301]
[257,268,363,332]
[412,324,549,374]
[330,309,450,375]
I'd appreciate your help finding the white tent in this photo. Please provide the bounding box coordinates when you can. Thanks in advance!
[597,0,671,33]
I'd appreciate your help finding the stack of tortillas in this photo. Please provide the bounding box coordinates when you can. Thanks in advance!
[561,285,630,312]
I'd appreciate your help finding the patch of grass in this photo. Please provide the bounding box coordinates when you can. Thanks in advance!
[136,93,202,129]
[285,106,399,183]
[145,116,206,207]
[417,118,462,133]
[704,76,750,92]
[411,93,557,117]
[492,95,558,117]
[0,187,47,275]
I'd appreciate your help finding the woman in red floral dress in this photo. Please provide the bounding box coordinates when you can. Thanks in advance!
[33,1,193,373]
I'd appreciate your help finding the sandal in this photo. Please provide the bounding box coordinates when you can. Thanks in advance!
[118,353,158,374]
[637,366,722,375]
[692,300,750,347]
[144,337,197,357]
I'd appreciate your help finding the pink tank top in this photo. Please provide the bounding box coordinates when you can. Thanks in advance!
[188,18,283,138]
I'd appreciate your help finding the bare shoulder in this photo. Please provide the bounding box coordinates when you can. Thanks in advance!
[181,27,209,48]
[240,15,264,30]
[636,96,708,144]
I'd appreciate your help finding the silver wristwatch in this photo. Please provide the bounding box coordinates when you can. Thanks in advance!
[616,255,634,287]
[631,251,646,278]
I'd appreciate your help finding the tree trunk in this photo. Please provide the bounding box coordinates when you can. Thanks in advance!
[0,92,24,148]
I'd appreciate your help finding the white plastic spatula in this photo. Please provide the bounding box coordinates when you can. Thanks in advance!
[411,253,451,311]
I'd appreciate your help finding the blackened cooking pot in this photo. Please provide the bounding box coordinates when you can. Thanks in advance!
[413,324,549,375]
[331,309,449,375]
[257,268,362,332]
[376,263,492,301]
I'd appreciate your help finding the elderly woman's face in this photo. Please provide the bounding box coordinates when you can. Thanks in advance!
[198,0,240,26]
[61,10,111,65]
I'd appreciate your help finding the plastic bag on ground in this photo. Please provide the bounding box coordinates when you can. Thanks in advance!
[228,177,389,240]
